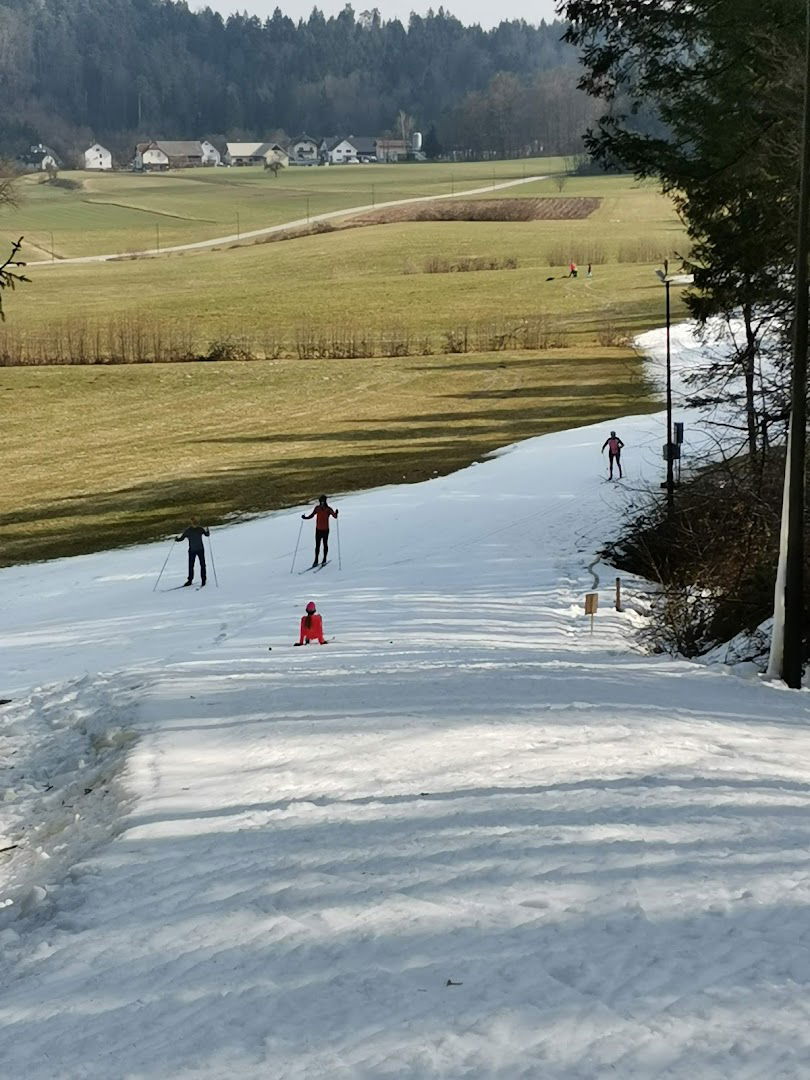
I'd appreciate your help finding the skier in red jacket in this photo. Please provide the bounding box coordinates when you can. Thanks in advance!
[295,601,328,645]
[601,430,624,480]
[302,495,338,567]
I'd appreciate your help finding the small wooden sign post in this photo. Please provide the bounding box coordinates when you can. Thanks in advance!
[585,591,598,634]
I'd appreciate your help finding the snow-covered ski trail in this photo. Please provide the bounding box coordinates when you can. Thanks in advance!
[3,322,810,1078]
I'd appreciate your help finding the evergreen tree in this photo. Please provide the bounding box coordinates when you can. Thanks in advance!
[0,0,581,158]
[423,124,442,159]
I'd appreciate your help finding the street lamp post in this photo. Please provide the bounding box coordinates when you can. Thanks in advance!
[655,269,694,514]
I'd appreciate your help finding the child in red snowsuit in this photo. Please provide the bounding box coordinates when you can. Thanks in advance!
[295,601,328,645]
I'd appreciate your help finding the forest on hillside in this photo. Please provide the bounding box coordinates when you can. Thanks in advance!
[0,0,597,162]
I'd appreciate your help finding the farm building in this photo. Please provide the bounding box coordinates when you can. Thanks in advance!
[20,144,61,172]
[135,141,204,169]
[287,134,319,165]
[200,140,221,166]
[375,138,408,163]
[225,142,278,166]
[84,143,113,170]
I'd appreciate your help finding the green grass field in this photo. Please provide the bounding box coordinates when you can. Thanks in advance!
[0,160,684,566]
[2,157,567,261]
[3,168,683,356]
[0,347,656,567]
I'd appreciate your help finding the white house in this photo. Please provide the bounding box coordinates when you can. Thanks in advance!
[200,140,221,166]
[136,142,168,169]
[135,141,204,169]
[84,143,113,170]
[287,134,319,166]
[263,144,290,168]
[321,136,376,164]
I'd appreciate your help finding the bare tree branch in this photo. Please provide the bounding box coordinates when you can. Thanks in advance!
[0,238,30,321]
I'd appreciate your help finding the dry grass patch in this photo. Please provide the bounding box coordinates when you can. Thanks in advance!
[1,346,656,566]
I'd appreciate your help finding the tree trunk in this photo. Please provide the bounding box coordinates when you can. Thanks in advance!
[742,304,759,467]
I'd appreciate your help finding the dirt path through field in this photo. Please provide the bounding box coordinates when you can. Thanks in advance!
[27,175,546,268]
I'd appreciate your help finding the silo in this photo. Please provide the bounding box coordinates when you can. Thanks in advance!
[412,131,423,152]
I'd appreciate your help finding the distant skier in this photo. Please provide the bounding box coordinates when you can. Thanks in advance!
[302,494,338,567]
[176,517,209,586]
[295,601,328,645]
[601,431,624,480]
[568,260,578,278]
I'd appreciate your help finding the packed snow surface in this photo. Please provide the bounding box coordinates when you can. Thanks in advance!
[2,324,809,1079]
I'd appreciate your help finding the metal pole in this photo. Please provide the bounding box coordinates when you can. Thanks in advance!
[615,577,622,612]
[206,535,219,588]
[371,184,375,207]
[155,223,160,252]
[782,0,810,687]
[665,278,674,516]
[50,232,55,262]
[153,539,176,591]
[290,519,304,573]
[336,515,342,571]
[236,211,240,239]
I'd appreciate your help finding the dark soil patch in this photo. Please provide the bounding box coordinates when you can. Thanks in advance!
[351,197,602,225]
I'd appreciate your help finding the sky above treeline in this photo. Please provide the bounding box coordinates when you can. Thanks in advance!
[193,0,561,29]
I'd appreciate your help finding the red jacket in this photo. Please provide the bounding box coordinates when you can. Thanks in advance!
[298,613,326,644]
[304,504,337,530]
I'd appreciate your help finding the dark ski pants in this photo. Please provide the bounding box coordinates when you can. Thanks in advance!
[314,528,329,563]
[609,452,622,479]
[187,549,206,585]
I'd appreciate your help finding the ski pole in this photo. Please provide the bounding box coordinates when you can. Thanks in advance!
[290,518,304,573]
[153,538,176,592]
[336,515,342,571]
[207,534,219,588]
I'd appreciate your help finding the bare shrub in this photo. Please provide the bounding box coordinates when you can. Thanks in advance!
[379,325,413,357]
[421,254,519,274]
[443,326,470,353]
[596,321,628,347]
[520,315,568,349]
[547,242,608,267]
[604,453,791,657]
[473,318,524,351]
[259,330,285,360]
[617,239,671,263]
[203,338,255,362]
[296,324,375,360]
[425,255,450,274]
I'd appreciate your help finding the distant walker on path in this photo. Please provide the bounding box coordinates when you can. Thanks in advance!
[302,495,338,567]
[177,517,210,586]
[601,431,624,480]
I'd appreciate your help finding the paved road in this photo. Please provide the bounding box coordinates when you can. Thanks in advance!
[27,175,546,268]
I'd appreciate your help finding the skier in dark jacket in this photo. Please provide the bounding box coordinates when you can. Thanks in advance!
[302,495,338,567]
[176,517,210,586]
